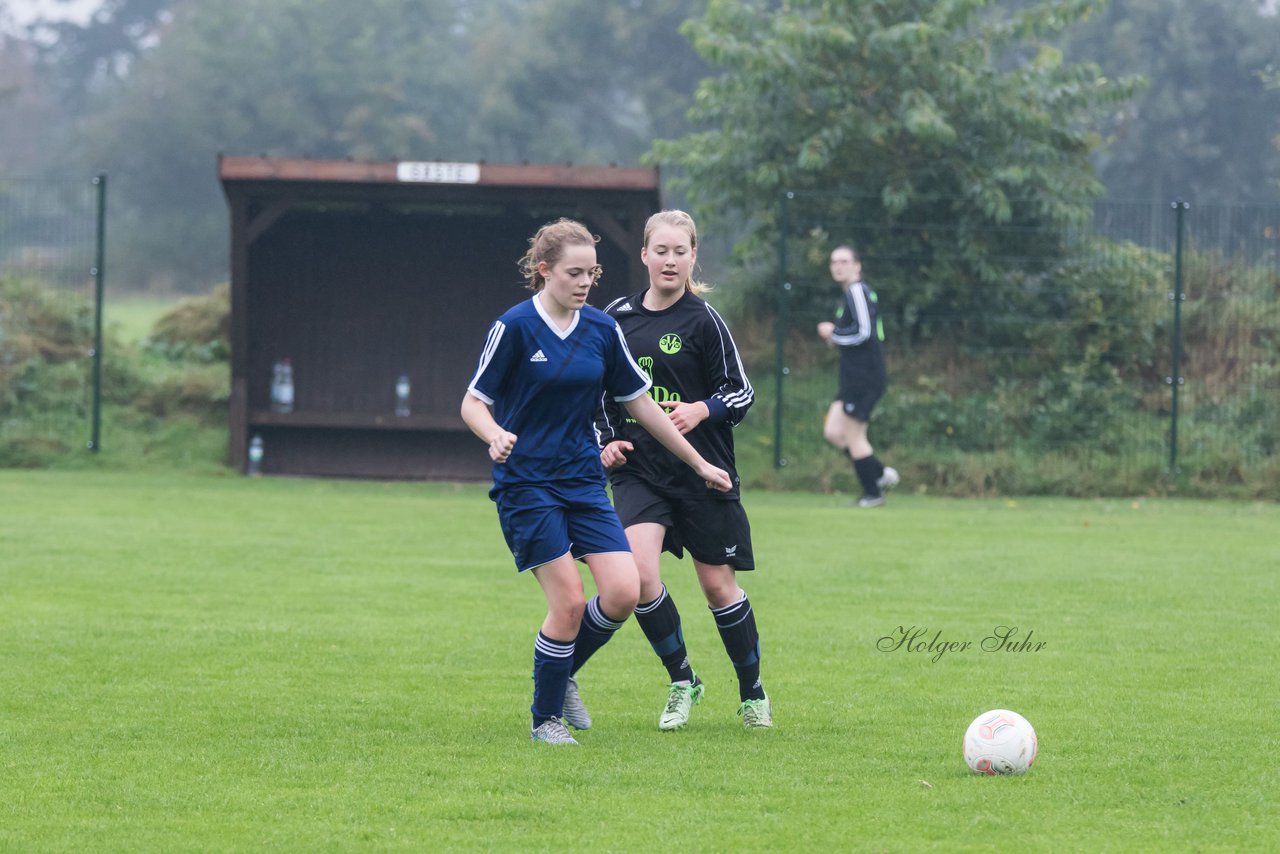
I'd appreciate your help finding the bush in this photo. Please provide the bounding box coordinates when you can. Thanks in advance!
[1,277,229,470]
[131,363,229,425]
[727,233,1278,499]
[0,434,72,468]
[1,277,95,415]
[143,283,230,362]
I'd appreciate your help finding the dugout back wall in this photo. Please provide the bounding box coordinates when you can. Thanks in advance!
[220,155,660,479]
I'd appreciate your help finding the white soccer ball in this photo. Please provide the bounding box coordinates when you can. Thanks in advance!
[963,709,1038,775]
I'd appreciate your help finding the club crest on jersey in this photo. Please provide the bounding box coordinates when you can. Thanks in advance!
[658,333,682,355]
[529,349,548,362]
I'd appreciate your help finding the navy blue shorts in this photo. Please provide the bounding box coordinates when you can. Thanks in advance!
[494,478,631,573]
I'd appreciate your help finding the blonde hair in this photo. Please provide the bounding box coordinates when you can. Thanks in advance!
[518,218,601,292]
[643,210,710,295]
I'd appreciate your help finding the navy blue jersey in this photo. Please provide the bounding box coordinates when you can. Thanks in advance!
[468,296,651,492]
[596,289,752,499]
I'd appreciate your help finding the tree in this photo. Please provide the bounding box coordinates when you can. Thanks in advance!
[650,0,1140,331]
[74,0,491,286]
[66,0,710,287]
[464,0,710,166]
[28,0,175,107]
[0,35,62,174]
[1057,0,1280,204]
[1266,63,1280,193]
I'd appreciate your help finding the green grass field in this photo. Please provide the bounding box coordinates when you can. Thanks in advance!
[2,470,1277,852]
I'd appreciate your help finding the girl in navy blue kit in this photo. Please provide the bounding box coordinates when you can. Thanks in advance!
[461,218,731,745]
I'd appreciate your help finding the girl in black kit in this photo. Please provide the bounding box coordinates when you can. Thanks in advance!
[817,244,899,507]
[584,210,771,731]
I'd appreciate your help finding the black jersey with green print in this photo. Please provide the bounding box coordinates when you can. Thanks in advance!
[831,280,886,385]
[595,289,753,499]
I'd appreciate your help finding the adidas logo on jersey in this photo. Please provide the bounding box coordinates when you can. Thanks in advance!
[529,350,548,362]
[616,301,633,312]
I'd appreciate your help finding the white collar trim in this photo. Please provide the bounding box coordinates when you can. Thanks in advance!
[533,293,579,340]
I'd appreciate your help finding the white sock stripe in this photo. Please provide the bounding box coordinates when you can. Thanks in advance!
[535,635,575,658]
[586,596,625,631]
[634,585,668,615]
[710,592,751,627]
[535,645,575,660]
[709,591,748,616]
[716,607,753,629]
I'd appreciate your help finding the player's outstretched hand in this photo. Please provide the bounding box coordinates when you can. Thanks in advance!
[699,463,732,493]
[489,431,517,463]
[601,440,633,470]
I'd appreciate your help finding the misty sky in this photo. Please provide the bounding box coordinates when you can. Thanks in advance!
[4,0,100,27]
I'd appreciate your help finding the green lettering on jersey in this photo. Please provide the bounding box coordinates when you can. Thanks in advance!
[626,355,680,423]
[649,385,681,405]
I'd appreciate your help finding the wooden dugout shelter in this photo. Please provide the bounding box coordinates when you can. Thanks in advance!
[219,154,661,480]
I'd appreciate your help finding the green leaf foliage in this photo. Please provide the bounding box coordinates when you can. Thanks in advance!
[651,0,1141,320]
[1056,0,1280,204]
[0,276,95,418]
[142,283,229,363]
[70,0,710,287]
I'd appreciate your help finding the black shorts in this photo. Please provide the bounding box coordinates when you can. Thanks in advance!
[610,476,755,571]
[836,374,885,422]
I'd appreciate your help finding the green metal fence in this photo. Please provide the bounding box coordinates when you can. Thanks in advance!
[772,193,1280,497]
[0,174,107,460]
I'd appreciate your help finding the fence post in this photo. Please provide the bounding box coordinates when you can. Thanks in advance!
[774,192,793,469]
[89,173,106,452]
[1168,200,1188,471]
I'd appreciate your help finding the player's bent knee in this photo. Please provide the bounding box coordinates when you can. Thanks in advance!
[592,575,639,621]
[703,582,742,610]
[553,598,586,628]
[825,421,854,449]
[599,584,639,621]
[638,575,665,605]
[634,559,663,593]
[696,564,741,609]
